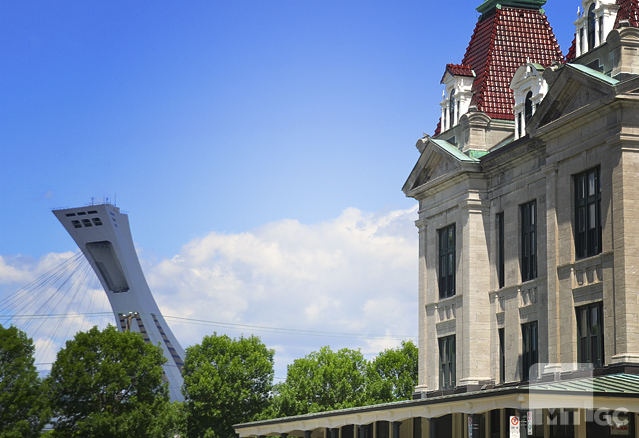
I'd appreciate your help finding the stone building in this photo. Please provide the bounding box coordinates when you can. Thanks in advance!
[235,0,639,437]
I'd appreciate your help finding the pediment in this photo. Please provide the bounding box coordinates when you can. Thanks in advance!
[402,137,478,196]
[414,152,456,188]
[530,64,616,132]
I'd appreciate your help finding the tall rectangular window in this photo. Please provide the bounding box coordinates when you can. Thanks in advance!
[439,224,456,299]
[439,335,456,390]
[521,201,537,282]
[577,302,604,368]
[497,212,505,289]
[575,167,602,258]
[499,328,505,383]
[598,16,604,44]
[522,321,538,381]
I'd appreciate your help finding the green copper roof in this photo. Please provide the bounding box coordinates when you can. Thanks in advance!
[568,63,620,86]
[431,139,479,163]
[528,373,639,395]
[476,0,547,14]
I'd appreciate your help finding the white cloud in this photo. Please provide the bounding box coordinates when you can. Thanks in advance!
[1,206,419,377]
[147,206,419,374]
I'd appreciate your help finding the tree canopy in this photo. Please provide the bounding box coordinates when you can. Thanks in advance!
[182,333,274,438]
[269,346,368,418]
[365,340,418,404]
[264,342,418,419]
[0,324,50,438]
[46,325,174,437]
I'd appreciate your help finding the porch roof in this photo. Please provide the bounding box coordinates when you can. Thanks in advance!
[234,373,639,437]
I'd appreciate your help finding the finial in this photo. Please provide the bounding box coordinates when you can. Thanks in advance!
[577,6,581,18]
[442,90,446,99]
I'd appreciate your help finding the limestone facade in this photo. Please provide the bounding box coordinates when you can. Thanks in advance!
[403,26,639,397]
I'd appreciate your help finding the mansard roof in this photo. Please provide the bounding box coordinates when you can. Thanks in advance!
[459,5,564,121]
[566,36,577,63]
[615,0,639,27]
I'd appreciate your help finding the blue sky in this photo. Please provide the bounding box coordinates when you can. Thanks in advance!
[1,0,578,377]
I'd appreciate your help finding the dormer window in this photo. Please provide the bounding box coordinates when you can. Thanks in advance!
[511,63,548,140]
[439,64,475,133]
[574,0,619,57]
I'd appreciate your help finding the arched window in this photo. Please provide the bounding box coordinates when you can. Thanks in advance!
[449,89,456,126]
[525,91,534,124]
[588,3,596,50]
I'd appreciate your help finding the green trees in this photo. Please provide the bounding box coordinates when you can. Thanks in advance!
[265,341,418,419]
[273,346,368,417]
[0,321,416,436]
[365,340,418,404]
[46,325,175,437]
[0,325,50,438]
[182,333,274,438]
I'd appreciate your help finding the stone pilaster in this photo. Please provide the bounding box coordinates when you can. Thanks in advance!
[459,192,492,386]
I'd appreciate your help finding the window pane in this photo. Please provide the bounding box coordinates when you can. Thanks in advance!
[589,170,596,196]
[589,203,596,229]
[531,203,535,224]
[578,207,586,232]
[531,231,536,255]
[578,175,586,199]
[591,306,599,334]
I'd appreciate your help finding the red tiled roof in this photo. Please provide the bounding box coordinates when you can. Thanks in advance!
[442,64,475,81]
[456,6,564,121]
[615,0,639,27]
[565,35,577,63]
[434,119,442,136]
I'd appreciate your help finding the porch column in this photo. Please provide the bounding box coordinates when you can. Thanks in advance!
[391,421,401,438]
[575,409,586,438]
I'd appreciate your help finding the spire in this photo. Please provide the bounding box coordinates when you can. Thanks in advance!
[476,0,547,15]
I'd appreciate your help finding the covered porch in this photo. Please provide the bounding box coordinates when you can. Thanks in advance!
[235,373,639,438]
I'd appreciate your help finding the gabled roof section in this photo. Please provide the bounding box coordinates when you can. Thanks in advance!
[431,138,479,163]
[402,137,480,197]
[569,63,621,85]
[458,5,564,121]
[528,63,619,132]
[615,0,639,28]
[441,64,475,83]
